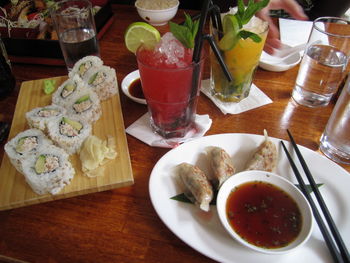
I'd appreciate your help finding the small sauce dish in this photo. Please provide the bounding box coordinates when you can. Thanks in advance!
[259,44,302,72]
[216,170,313,254]
[121,70,147,105]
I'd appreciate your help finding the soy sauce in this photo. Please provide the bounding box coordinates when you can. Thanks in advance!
[128,78,145,100]
[226,181,302,249]
[0,38,15,99]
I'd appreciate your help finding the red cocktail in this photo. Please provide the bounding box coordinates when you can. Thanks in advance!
[136,33,204,138]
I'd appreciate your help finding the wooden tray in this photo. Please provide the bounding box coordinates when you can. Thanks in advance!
[0,76,134,211]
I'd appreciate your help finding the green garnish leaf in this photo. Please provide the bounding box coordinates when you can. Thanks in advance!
[238,30,262,43]
[240,0,269,25]
[169,13,199,49]
[170,183,324,206]
[43,79,56,95]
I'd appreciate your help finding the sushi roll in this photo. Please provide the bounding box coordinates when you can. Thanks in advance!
[47,116,91,155]
[21,144,75,195]
[69,55,103,79]
[84,65,118,101]
[26,104,67,132]
[4,129,52,173]
[52,75,85,107]
[65,88,101,124]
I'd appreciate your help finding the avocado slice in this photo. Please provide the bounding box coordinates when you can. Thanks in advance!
[88,73,98,85]
[64,83,76,92]
[35,155,46,174]
[79,63,87,76]
[75,94,90,104]
[61,117,83,132]
[16,136,28,153]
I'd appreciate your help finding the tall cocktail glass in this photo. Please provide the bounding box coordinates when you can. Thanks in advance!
[136,33,205,138]
[210,17,268,102]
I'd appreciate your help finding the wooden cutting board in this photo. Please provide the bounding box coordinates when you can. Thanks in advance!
[0,76,134,211]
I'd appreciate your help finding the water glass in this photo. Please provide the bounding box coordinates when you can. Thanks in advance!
[292,17,350,107]
[319,74,350,164]
[51,0,100,71]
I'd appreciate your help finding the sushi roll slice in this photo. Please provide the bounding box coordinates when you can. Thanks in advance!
[26,104,67,132]
[65,88,101,124]
[4,129,52,173]
[84,65,118,101]
[69,55,103,79]
[52,75,85,107]
[21,144,75,195]
[47,116,91,155]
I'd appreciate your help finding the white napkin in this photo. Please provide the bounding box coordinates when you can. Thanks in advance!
[126,113,212,148]
[279,18,313,47]
[201,79,272,114]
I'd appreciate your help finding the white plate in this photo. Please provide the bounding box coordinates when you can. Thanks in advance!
[149,133,350,263]
[121,70,146,105]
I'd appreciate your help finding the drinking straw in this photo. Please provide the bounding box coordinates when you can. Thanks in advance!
[192,0,211,63]
[204,34,232,81]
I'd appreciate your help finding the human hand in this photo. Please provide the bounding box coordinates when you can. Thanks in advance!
[256,0,308,54]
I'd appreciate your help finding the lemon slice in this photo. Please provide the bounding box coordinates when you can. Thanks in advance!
[218,14,240,51]
[124,22,161,53]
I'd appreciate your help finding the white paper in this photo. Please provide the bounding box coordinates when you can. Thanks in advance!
[126,113,212,148]
[279,18,313,47]
[201,79,273,114]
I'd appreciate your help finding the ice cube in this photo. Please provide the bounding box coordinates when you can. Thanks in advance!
[157,32,185,65]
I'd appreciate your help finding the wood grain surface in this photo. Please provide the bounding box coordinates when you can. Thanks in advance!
[0,4,349,263]
[0,76,134,211]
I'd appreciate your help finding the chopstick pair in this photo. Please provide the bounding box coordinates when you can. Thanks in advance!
[281,130,350,263]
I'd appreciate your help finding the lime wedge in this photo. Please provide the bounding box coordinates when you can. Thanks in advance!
[219,14,240,51]
[124,22,161,53]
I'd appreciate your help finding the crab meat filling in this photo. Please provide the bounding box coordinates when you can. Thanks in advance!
[16,136,38,154]
[44,155,60,173]
[37,109,59,117]
[73,100,92,113]
[91,72,106,86]
[59,122,79,137]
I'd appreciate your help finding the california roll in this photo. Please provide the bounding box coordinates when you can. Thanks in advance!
[21,144,75,195]
[69,55,103,79]
[47,116,91,154]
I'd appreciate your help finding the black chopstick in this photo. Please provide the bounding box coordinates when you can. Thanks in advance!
[280,130,350,263]
[286,130,350,262]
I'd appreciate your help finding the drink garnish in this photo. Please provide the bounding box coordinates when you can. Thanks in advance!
[169,13,199,49]
[124,22,161,53]
[219,0,269,51]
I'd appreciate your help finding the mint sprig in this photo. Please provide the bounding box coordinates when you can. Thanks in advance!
[235,0,269,43]
[169,13,199,49]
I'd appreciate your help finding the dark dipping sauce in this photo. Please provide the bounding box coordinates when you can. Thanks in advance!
[128,78,145,100]
[226,181,302,249]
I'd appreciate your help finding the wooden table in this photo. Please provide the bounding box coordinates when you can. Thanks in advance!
[0,4,349,263]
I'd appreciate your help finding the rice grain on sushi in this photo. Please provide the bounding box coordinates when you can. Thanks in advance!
[47,116,91,155]
[21,144,75,195]
[84,65,118,100]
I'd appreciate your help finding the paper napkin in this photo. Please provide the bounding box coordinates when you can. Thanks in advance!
[279,18,313,47]
[201,79,272,114]
[126,113,212,148]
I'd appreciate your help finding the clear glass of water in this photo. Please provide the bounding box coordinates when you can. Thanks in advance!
[51,0,100,71]
[320,73,350,164]
[292,17,350,108]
